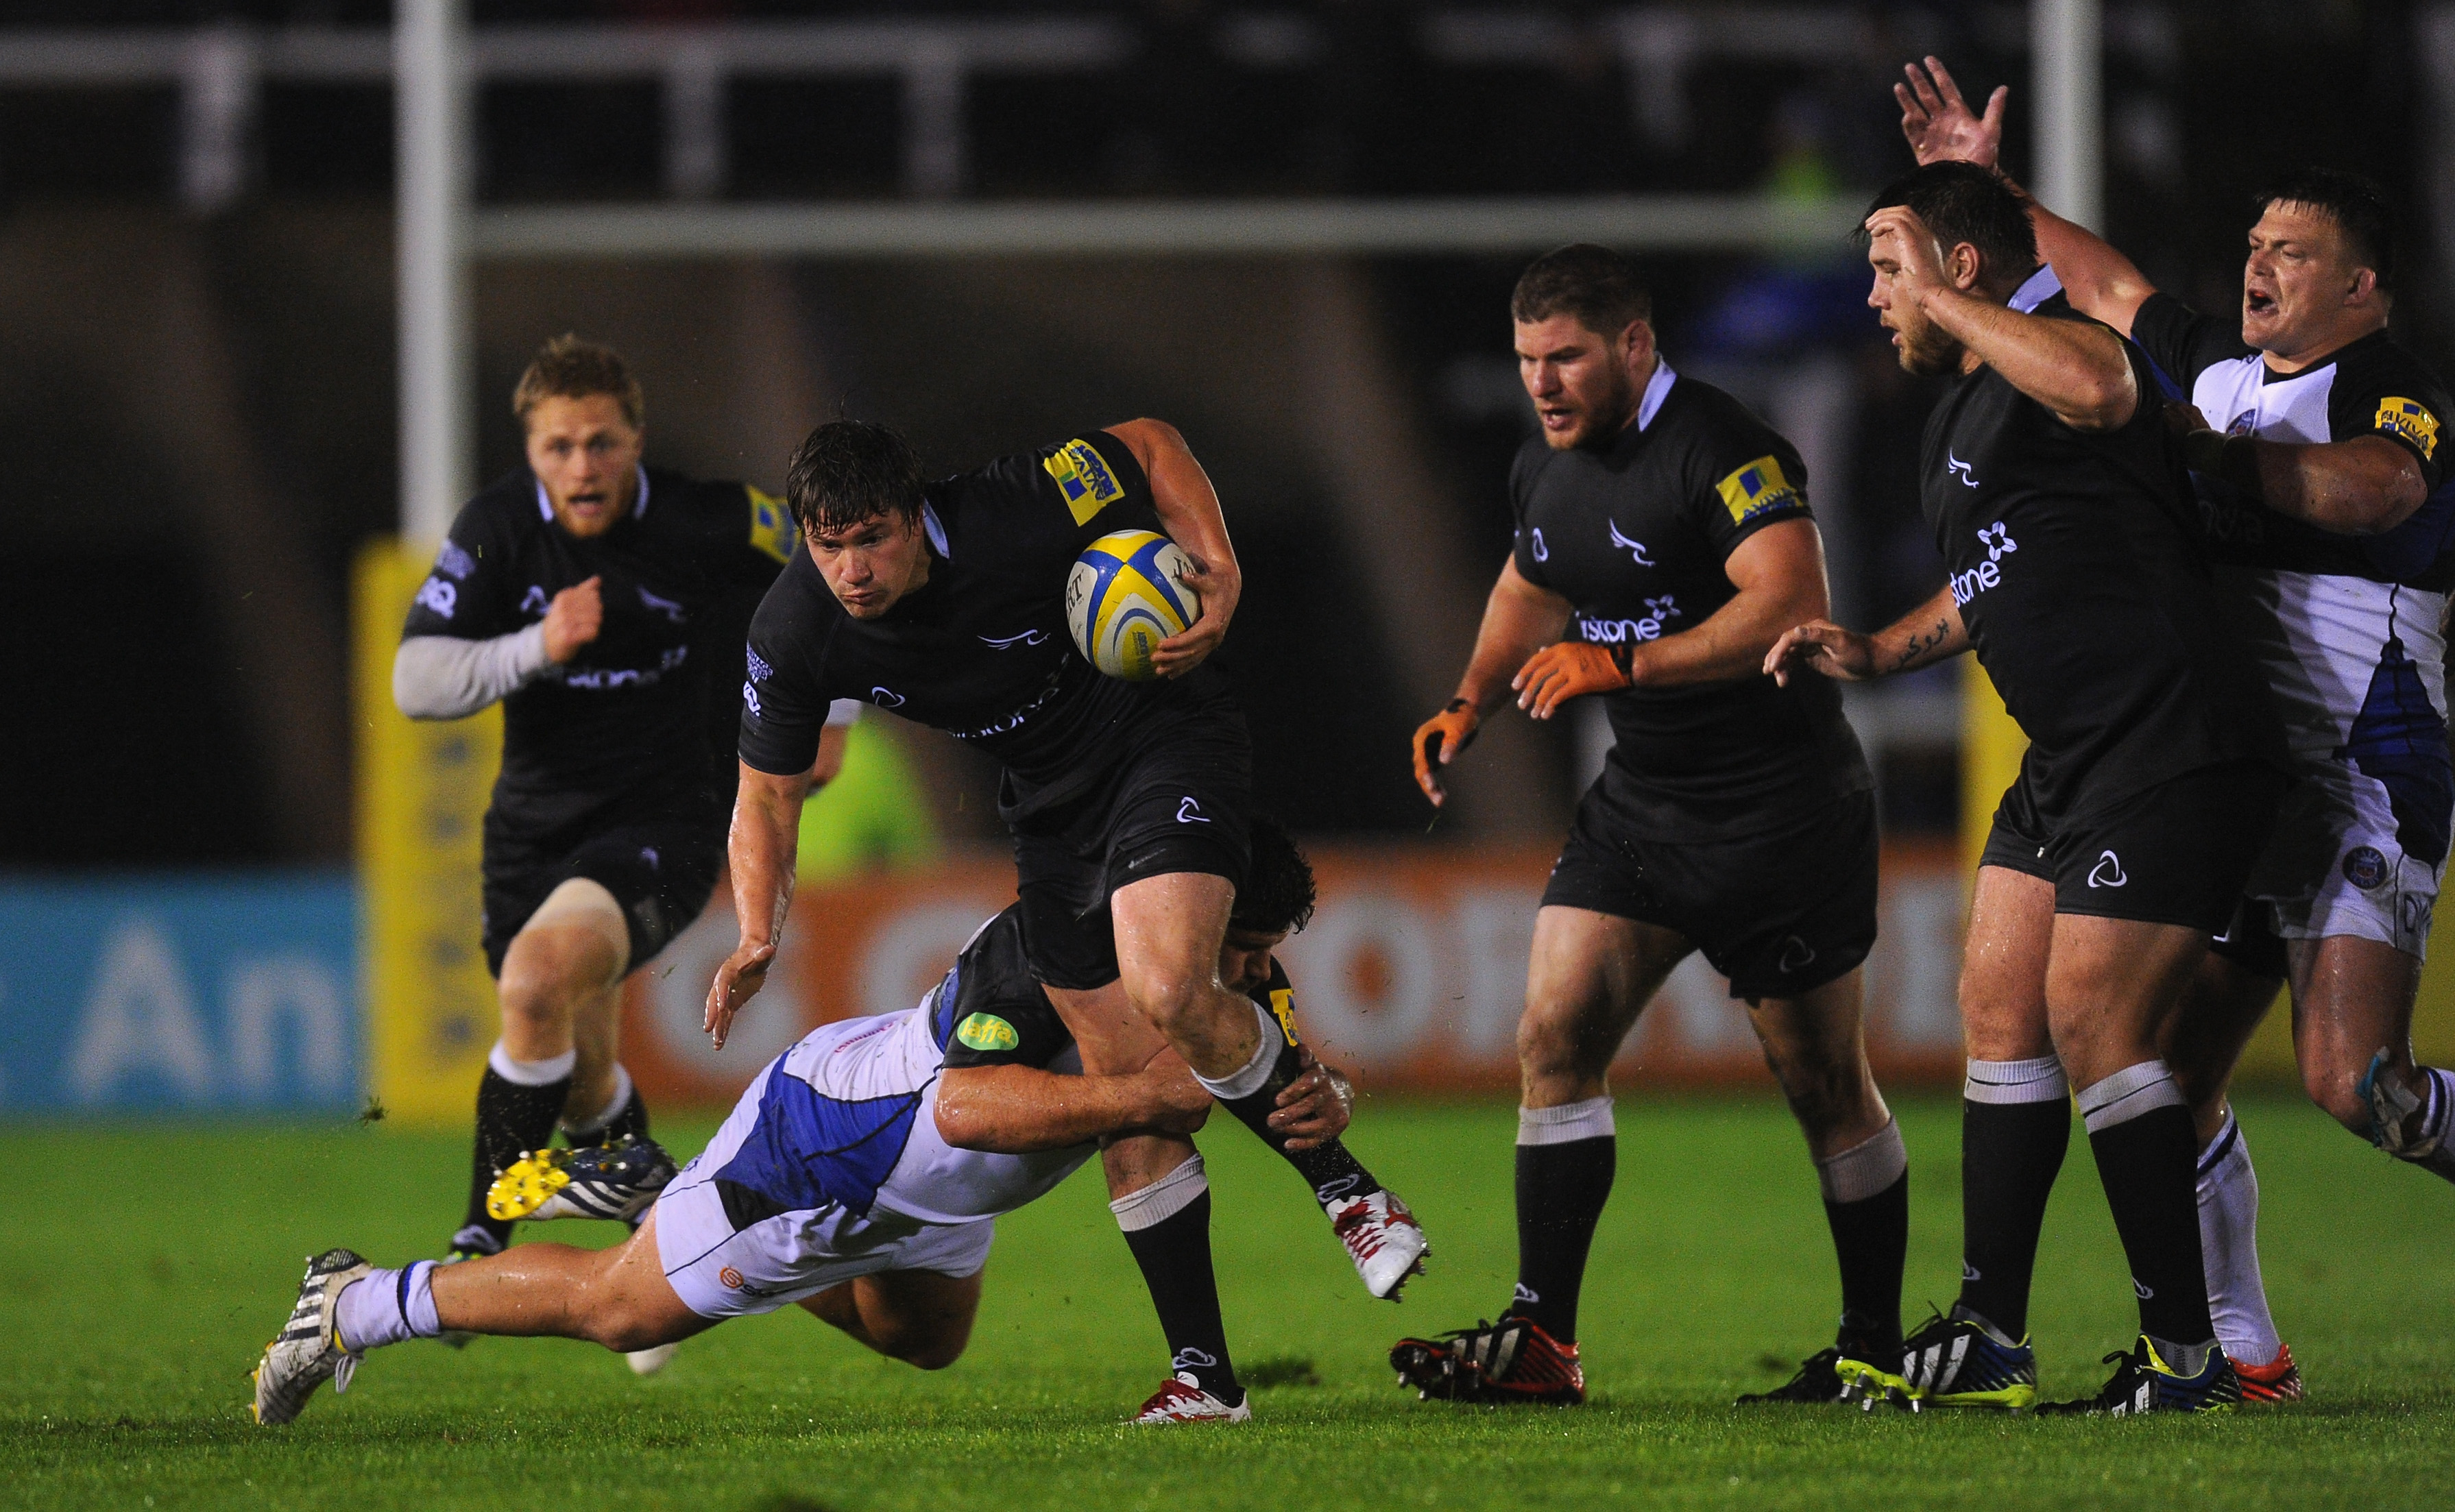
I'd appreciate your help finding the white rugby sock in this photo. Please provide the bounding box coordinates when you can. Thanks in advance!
[2196,1111,2282,1369]
[1192,1005,1280,1102]
[1109,1156,1209,1232]
[335,1261,441,1352]
[1517,1096,1616,1146]
[487,1043,577,1086]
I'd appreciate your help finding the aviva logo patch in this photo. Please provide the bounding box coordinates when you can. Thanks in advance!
[1715,454,1804,526]
[1044,439,1126,525]
[2375,398,2441,461]
[747,486,796,564]
[955,1012,1019,1053]
[1267,986,1301,1047]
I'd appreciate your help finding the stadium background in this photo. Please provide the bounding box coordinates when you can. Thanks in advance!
[3,0,2452,1122]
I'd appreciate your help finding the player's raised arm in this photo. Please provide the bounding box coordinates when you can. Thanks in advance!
[1104,417,1241,677]
[1896,58,2156,337]
[706,762,807,1047]
[1766,585,1967,687]
[1413,556,1570,804]
[1865,201,2137,432]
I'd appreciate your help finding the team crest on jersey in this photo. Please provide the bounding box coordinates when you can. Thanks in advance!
[956,1012,1019,1053]
[747,486,797,563]
[1044,439,1125,525]
[1267,986,1301,1047]
[2375,398,2441,461]
[1715,455,1803,526]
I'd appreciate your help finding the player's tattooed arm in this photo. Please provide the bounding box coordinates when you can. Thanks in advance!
[2173,405,2428,535]
[1765,585,1966,685]
[706,763,810,1048]
[1104,418,1242,678]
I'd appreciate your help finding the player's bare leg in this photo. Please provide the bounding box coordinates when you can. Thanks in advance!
[1106,870,1259,1078]
[796,1268,982,1370]
[453,882,635,1258]
[1742,967,1909,1402]
[1394,907,1682,1404]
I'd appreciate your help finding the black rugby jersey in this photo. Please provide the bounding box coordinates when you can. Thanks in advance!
[740,430,1237,821]
[2132,293,2455,588]
[402,465,795,836]
[1509,362,1872,840]
[934,903,1294,1069]
[1922,296,2284,817]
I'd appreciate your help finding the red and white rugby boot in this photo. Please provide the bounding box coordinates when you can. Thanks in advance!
[1132,1372,1253,1424]
[1328,1188,1428,1300]
[1390,1316,1585,1404]
[2235,1343,2305,1404]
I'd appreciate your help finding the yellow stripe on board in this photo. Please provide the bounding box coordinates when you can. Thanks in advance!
[356,539,502,1127]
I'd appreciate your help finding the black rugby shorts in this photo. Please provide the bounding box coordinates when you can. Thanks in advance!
[481,814,724,978]
[1012,710,1254,991]
[1979,759,2286,933]
[1540,784,1879,1001]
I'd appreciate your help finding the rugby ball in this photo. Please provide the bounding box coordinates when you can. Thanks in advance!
[1065,529,1200,681]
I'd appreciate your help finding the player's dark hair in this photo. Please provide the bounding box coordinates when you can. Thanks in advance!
[1863,162,2038,289]
[1511,243,1652,337]
[1229,814,1317,938]
[784,419,927,535]
[513,334,644,430]
[2257,167,2397,293]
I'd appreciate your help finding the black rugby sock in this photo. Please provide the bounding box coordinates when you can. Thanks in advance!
[2080,1065,2216,1347]
[1508,1134,1615,1345]
[1115,1180,1242,1406]
[1825,1175,1909,1358]
[1955,1059,2070,1341]
[460,1059,571,1251]
[1216,1036,1384,1207]
[601,1084,651,1145]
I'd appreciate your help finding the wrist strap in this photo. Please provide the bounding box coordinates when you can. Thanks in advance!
[1606,644,1636,682]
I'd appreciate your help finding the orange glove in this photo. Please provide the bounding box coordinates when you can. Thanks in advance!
[1411,698,1480,806]
[1514,642,1632,720]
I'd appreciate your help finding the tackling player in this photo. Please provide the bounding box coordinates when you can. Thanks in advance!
[250,833,1349,1426]
[1391,244,1907,1406]
[1899,58,2455,1404]
[712,419,1426,1306]
[1767,162,2288,1414]
[394,336,853,1272]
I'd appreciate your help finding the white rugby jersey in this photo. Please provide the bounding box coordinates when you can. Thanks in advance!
[2116,283,2455,868]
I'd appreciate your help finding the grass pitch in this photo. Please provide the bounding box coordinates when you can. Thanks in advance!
[5,1092,2452,1511]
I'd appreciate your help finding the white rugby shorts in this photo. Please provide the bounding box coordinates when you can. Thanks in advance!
[2241,759,2444,958]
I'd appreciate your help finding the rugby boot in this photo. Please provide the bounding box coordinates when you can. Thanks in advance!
[1391,1316,1585,1404]
[2037,1336,2240,1415]
[1840,1307,2037,1412]
[1132,1373,1253,1424]
[251,1248,374,1425]
[1328,1188,1429,1300]
[2234,1342,2304,1404]
[1736,1346,1851,1404]
[486,1135,677,1225]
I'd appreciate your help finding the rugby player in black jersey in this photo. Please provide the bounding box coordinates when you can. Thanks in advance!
[1902,58,2455,1404]
[1389,245,1905,1407]
[712,417,1427,1324]
[394,337,852,1302]
[1768,162,2290,1414]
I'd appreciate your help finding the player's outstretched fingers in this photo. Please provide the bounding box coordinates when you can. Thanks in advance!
[703,939,777,1048]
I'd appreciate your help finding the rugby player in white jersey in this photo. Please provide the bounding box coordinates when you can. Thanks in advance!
[1900,58,2455,1404]
[250,825,1350,1427]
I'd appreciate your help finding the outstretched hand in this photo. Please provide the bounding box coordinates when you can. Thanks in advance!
[1898,56,2005,169]
[1764,620,1879,686]
[703,938,776,1049]
[1410,700,1480,807]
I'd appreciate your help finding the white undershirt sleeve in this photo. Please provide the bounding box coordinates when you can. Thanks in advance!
[393,625,554,720]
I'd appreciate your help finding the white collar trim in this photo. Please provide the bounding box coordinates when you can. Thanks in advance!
[1636,358,1678,432]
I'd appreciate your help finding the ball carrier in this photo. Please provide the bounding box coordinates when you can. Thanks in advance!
[1394,245,1905,1406]
[712,419,1425,1413]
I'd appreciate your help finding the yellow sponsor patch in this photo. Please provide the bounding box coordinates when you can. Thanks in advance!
[747,486,796,564]
[1267,986,1300,1047]
[1044,438,1126,526]
[1715,454,1805,526]
[956,1012,1019,1053]
[2375,398,2441,461]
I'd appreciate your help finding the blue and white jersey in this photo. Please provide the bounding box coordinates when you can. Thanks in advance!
[694,907,1091,1233]
[2121,285,2455,870]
